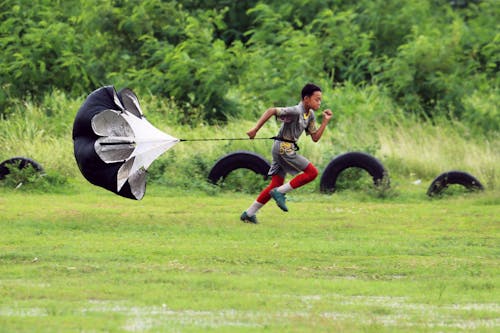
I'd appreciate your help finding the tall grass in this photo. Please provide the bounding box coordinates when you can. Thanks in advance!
[378,118,499,189]
[0,89,498,192]
[0,91,77,177]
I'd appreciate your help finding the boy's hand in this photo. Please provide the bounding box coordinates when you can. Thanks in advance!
[247,128,258,139]
[323,109,333,121]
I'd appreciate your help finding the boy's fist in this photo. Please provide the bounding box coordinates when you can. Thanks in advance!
[247,128,257,139]
[323,109,333,120]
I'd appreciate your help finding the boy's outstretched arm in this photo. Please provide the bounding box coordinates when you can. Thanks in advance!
[310,109,333,142]
[246,107,278,139]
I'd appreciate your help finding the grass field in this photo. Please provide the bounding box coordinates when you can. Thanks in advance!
[0,179,498,332]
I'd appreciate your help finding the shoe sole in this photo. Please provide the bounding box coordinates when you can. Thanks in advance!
[240,215,258,224]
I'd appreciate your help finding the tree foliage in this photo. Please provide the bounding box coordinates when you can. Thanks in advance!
[0,0,498,131]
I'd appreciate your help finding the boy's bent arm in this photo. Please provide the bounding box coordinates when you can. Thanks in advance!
[247,107,278,139]
[310,109,333,142]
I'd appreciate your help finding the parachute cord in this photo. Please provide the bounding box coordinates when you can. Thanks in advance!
[180,136,295,143]
[179,137,264,142]
[179,136,299,150]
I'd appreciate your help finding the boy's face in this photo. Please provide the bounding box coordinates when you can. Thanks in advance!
[304,91,322,111]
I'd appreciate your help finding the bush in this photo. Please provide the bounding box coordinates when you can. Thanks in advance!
[0,0,88,114]
[0,163,70,193]
[108,8,243,124]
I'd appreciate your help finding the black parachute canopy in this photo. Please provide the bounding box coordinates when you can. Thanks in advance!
[73,86,179,200]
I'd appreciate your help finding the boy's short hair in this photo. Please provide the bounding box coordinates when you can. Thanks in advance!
[301,83,322,99]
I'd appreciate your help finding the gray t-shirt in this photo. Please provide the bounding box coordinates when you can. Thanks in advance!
[275,101,317,142]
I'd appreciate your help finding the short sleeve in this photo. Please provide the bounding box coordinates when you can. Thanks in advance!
[276,106,301,117]
[306,112,317,135]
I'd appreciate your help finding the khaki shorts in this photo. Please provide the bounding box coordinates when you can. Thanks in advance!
[268,140,310,178]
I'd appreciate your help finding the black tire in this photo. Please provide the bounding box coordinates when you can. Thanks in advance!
[427,170,484,196]
[0,157,44,180]
[208,151,270,184]
[320,152,387,193]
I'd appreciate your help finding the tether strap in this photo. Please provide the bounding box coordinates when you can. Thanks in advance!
[179,136,299,150]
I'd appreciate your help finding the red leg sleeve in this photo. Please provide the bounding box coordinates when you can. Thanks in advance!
[289,163,318,189]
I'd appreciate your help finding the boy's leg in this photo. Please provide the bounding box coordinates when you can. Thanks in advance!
[270,163,318,211]
[241,175,284,223]
[281,163,318,192]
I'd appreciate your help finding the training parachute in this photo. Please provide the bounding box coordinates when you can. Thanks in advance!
[73,86,179,200]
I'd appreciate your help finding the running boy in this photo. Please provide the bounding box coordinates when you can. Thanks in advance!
[240,83,333,224]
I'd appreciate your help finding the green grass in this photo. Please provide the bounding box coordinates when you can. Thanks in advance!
[0,180,498,332]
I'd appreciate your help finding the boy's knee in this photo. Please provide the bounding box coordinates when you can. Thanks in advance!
[310,167,318,180]
[306,163,318,180]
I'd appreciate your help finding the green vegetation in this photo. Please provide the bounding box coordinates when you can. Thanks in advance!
[1,0,498,128]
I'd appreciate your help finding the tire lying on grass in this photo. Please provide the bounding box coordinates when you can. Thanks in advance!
[320,152,387,193]
[0,157,44,180]
[426,170,484,196]
[208,151,270,185]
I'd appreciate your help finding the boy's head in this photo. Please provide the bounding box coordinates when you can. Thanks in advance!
[301,83,322,99]
[301,83,322,111]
